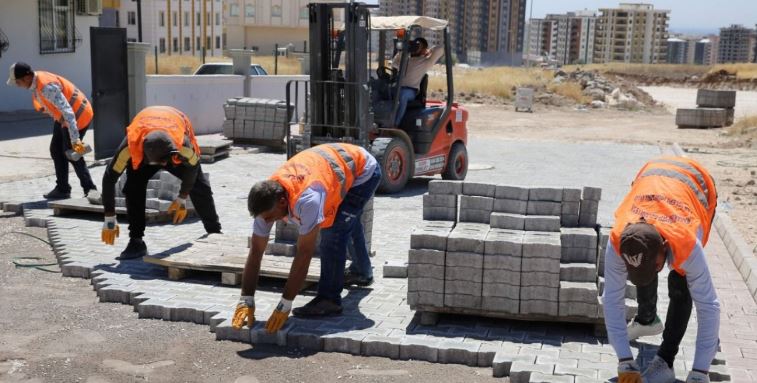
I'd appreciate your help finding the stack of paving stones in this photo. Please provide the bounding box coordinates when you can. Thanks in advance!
[222,97,292,147]
[675,89,736,129]
[409,180,637,322]
[112,170,204,213]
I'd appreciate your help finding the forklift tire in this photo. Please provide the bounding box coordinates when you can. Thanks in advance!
[373,137,412,194]
[442,142,468,181]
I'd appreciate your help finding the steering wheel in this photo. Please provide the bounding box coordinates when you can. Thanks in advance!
[377,66,398,82]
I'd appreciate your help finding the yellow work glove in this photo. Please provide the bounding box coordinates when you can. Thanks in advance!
[101,216,120,245]
[231,296,255,330]
[167,197,188,224]
[72,139,86,155]
[618,360,641,383]
[265,298,292,334]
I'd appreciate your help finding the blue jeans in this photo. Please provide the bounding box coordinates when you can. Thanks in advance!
[317,165,382,304]
[395,87,417,126]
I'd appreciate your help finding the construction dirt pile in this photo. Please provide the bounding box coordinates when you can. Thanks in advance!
[605,68,757,91]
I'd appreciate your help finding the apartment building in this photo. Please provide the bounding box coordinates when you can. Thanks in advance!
[593,3,669,64]
[118,0,223,57]
[524,10,596,65]
[717,24,756,63]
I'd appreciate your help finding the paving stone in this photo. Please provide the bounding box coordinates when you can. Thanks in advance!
[529,187,563,202]
[444,293,481,309]
[446,251,483,268]
[460,195,494,211]
[559,263,597,283]
[399,335,439,362]
[529,372,575,383]
[482,296,520,314]
[423,194,458,208]
[383,260,408,278]
[524,215,561,232]
[408,263,445,278]
[411,226,452,251]
[560,228,598,249]
[458,209,492,224]
[561,247,597,263]
[511,360,555,383]
[423,206,457,221]
[522,235,561,260]
[522,257,560,274]
[520,286,558,301]
[483,268,521,285]
[407,277,444,292]
[493,198,528,214]
[447,223,489,253]
[463,182,496,197]
[561,215,580,228]
[521,271,560,288]
[214,319,251,343]
[437,340,480,366]
[485,229,524,256]
[492,350,516,377]
[408,248,446,266]
[361,335,401,359]
[561,201,580,215]
[445,280,482,296]
[558,301,599,318]
[578,200,599,227]
[251,323,290,346]
[495,185,529,200]
[519,299,558,316]
[428,180,463,195]
[484,251,522,270]
[490,212,526,230]
[323,331,365,355]
[482,283,520,300]
[527,201,562,216]
[286,328,326,351]
[582,186,602,201]
[562,188,582,202]
[559,281,599,303]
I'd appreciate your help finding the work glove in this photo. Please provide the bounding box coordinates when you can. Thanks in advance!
[167,197,188,224]
[686,371,710,383]
[265,298,292,334]
[231,296,255,330]
[72,139,86,155]
[101,216,120,245]
[618,359,641,383]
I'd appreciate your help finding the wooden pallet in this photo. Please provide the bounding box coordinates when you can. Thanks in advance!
[412,304,604,326]
[48,198,170,223]
[197,137,233,155]
[143,234,321,286]
[200,149,230,163]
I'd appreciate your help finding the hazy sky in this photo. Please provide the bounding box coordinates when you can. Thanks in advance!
[529,0,757,34]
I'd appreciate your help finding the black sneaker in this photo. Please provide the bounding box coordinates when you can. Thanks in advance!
[117,238,148,260]
[292,296,343,318]
[343,271,374,287]
[43,188,71,200]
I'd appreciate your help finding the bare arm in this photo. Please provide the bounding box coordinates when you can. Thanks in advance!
[282,226,320,300]
[240,234,269,296]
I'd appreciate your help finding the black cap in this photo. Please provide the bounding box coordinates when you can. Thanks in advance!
[7,62,33,86]
[143,130,176,164]
[619,221,663,287]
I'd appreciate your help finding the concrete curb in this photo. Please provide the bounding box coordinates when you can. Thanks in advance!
[672,143,757,303]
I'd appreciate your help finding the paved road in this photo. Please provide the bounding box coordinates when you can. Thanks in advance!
[641,86,757,119]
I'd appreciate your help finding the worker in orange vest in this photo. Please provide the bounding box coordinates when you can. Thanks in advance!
[604,157,719,383]
[100,106,222,259]
[7,62,98,200]
[232,143,381,333]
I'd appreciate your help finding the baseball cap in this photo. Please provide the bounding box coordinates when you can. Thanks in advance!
[7,62,33,86]
[619,221,663,287]
[143,130,177,165]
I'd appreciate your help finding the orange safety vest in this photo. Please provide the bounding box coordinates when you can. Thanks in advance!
[610,156,717,275]
[271,143,368,228]
[32,71,93,130]
[126,106,201,170]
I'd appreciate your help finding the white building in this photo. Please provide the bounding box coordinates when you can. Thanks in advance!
[594,3,669,64]
[119,0,223,57]
[0,0,100,112]
[525,10,596,65]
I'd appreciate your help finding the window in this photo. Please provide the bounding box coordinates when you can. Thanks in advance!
[127,11,136,25]
[173,37,178,52]
[230,3,239,17]
[206,12,211,25]
[299,6,308,20]
[159,38,166,53]
[196,12,200,26]
[173,11,177,27]
[271,5,282,17]
[206,36,211,49]
[39,0,76,54]
[184,11,189,26]
[215,12,220,25]
[196,36,201,49]
[184,37,190,51]
[215,36,220,49]
[245,4,255,17]
[159,11,165,27]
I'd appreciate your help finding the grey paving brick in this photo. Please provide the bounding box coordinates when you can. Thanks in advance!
[484,252,522,271]
[511,361,555,383]
[520,286,558,301]
[251,323,290,346]
[529,187,563,202]
[423,193,458,208]
[559,281,599,303]
[529,372,574,383]
[482,296,520,314]
[522,236,561,260]
[524,215,561,232]
[458,209,492,224]
[485,229,524,256]
[445,251,484,268]
[429,180,463,195]
[493,198,528,214]
[561,247,597,263]
[361,335,401,359]
[383,260,408,278]
[483,268,521,285]
[492,350,516,378]
[408,264,444,279]
[561,201,580,215]
[519,300,558,316]
[561,228,599,249]
[444,293,482,309]
[463,182,496,197]
[490,212,525,230]
[559,263,597,283]
[578,200,599,227]
[520,271,560,288]
[408,291,444,307]
[527,201,562,216]
[407,277,444,293]
[562,188,582,202]
[495,185,529,200]
[444,280,482,296]
[411,226,452,251]
[323,331,365,355]
[437,340,480,366]
[214,319,252,343]
[482,282,520,300]
[447,223,489,253]
[399,335,439,362]
[408,248,446,266]
[286,328,326,351]
[582,186,602,201]
[561,215,579,227]
[522,257,560,274]
[558,301,598,318]
[423,206,457,221]
[460,195,494,211]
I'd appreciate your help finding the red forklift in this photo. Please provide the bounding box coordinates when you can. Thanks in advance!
[286,2,469,193]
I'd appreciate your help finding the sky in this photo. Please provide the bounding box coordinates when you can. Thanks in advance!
[528,0,757,35]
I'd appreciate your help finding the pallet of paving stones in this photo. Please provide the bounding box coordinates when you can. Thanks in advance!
[143,233,321,286]
[197,137,232,164]
[676,89,736,129]
[222,97,293,149]
[408,180,638,324]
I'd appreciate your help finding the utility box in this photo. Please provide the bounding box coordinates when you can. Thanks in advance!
[515,87,534,113]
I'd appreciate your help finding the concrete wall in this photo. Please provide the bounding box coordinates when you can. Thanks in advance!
[249,75,309,120]
[0,0,99,112]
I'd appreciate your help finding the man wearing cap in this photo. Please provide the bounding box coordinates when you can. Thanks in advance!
[391,37,444,127]
[100,106,222,259]
[7,62,98,200]
[603,156,719,383]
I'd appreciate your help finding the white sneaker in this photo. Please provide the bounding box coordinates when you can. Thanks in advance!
[627,316,664,340]
[642,356,676,383]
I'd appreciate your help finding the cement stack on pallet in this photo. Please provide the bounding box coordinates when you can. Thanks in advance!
[222,97,292,148]
[445,222,490,309]
[482,229,523,314]
[408,221,455,307]
[676,89,736,129]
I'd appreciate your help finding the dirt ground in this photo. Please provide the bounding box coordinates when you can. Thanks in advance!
[465,91,757,255]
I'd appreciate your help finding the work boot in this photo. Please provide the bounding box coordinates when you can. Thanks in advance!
[627,315,664,340]
[117,238,148,260]
[343,270,374,287]
[43,188,71,200]
[641,356,675,383]
[292,296,342,318]
[86,189,102,205]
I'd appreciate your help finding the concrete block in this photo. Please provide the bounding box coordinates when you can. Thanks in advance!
[458,208,492,224]
[519,299,558,316]
[559,281,599,303]
[447,223,489,253]
[323,332,365,355]
[429,180,463,195]
[490,212,525,230]
[522,257,560,274]
[522,234,561,260]
[527,201,561,216]
[484,253,521,271]
[361,335,401,359]
[408,264,444,280]
[529,187,563,202]
[251,324,290,346]
[407,291,444,307]
[485,229,524,256]
[444,280,481,295]
[222,119,234,137]
[558,301,598,318]
[482,282,520,300]
[408,249,445,266]
[423,193,458,208]
[460,195,494,211]
[560,228,598,249]
[493,198,528,214]
[696,89,736,109]
[482,296,520,314]
[561,215,579,227]
[445,251,483,268]
[445,265,482,281]
[495,185,529,200]
[287,328,325,351]
[524,215,561,232]
[399,336,439,362]
[463,182,496,197]
[383,260,408,278]
[559,263,596,283]
[407,277,445,293]
[444,293,481,309]
[528,372,574,383]
[437,340,480,366]
[483,268,521,285]
[582,187,602,201]
[423,206,457,221]
[492,351,516,378]
[520,286,558,301]
[561,201,580,215]
[214,319,251,343]
[563,188,582,202]
[411,226,452,251]
[520,271,559,288]
[561,247,597,263]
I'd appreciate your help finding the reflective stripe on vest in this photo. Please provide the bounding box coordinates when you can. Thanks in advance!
[638,168,709,210]
[312,147,348,198]
[651,158,709,200]
[326,143,358,176]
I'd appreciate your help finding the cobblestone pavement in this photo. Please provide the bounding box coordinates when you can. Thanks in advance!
[1,138,754,381]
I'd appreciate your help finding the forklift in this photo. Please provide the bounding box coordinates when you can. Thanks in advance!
[286,2,469,193]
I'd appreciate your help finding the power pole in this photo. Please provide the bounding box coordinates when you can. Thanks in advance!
[137,0,143,42]
[167,0,172,55]
[191,0,196,54]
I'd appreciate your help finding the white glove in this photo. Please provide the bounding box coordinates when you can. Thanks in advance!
[686,370,710,383]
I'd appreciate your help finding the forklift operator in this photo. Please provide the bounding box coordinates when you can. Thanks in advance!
[391,37,445,127]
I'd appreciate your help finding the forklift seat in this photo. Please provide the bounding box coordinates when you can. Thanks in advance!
[406,74,428,110]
